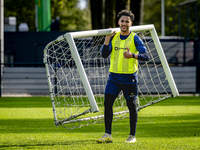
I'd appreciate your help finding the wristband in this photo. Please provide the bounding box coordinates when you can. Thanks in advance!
[132,53,135,58]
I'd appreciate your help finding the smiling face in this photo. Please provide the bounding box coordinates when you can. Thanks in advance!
[118,15,132,35]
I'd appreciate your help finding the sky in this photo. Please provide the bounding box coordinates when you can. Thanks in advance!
[78,0,87,10]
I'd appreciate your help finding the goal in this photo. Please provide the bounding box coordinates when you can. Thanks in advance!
[43,24,179,129]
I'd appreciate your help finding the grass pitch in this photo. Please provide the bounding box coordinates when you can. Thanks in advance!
[0,96,199,149]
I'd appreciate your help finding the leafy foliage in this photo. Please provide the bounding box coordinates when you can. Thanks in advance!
[4,0,200,37]
[4,0,91,31]
[4,0,35,31]
[51,0,91,31]
[143,0,200,38]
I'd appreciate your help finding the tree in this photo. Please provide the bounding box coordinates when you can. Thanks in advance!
[4,0,91,31]
[105,0,116,28]
[90,0,143,30]
[130,0,143,25]
[143,0,200,38]
[115,0,130,26]
[4,0,35,31]
[90,0,103,29]
[51,0,91,31]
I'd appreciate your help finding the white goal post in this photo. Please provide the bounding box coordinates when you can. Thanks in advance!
[44,24,179,129]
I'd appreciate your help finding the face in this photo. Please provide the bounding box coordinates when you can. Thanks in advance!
[118,15,132,33]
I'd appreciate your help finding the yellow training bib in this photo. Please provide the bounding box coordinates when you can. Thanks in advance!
[109,32,139,74]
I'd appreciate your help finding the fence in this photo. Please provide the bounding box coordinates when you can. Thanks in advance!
[2,32,200,96]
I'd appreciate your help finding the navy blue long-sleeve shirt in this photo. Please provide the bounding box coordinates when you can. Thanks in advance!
[102,32,149,84]
[101,32,149,61]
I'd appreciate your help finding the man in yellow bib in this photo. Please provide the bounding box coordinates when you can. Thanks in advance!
[97,10,149,143]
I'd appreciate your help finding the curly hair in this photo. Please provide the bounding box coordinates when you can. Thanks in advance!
[117,10,135,22]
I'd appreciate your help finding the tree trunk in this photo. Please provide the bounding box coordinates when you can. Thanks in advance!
[90,0,103,29]
[90,0,142,29]
[130,0,142,25]
[115,0,129,26]
[104,0,116,28]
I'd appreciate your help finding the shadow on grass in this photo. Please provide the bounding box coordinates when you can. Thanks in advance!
[0,97,52,108]
[0,118,104,134]
[0,114,199,138]
[0,143,68,149]
[0,139,101,149]
[0,96,199,109]
[137,115,200,138]
[113,115,200,138]
[151,96,200,106]
[0,96,199,141]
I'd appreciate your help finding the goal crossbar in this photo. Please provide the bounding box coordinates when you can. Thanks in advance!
[56,24,155,41]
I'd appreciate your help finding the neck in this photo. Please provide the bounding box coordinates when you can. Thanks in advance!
[120,30,130,36]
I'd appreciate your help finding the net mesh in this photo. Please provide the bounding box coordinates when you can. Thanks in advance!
[44,30,172,129]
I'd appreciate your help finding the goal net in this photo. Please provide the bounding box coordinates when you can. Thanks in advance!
[43,24,179,129]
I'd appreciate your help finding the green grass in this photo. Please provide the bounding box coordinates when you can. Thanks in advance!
[0,96,200,149]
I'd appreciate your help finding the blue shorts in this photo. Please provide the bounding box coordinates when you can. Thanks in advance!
[105,80,138,100]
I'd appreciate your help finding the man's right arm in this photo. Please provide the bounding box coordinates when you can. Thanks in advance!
[101,44,112,58]
[101,32,115,58]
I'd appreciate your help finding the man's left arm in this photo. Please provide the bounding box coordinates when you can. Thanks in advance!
[123,35,150,61]
[133,35,150,61]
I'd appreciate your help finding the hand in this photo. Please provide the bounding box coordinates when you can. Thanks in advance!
[104,27,115,45]
[123,47,133,58]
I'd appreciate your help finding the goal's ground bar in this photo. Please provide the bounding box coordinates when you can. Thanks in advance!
[60,94,172,125]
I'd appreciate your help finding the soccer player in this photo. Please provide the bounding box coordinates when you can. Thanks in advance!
[96,10,149,143]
